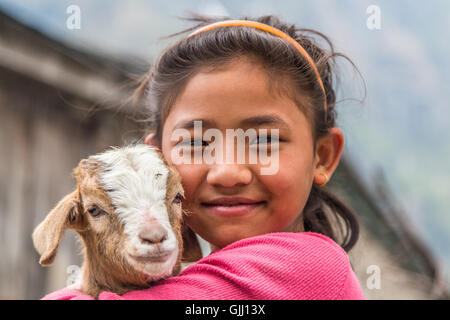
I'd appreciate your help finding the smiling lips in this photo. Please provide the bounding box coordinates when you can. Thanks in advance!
[201,197,266,216]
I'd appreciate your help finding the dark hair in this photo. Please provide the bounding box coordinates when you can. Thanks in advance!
[133,13,362,252]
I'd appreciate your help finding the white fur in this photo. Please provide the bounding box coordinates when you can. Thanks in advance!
[90,144,179,276]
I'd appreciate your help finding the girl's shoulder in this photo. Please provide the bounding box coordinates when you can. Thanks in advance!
[214,231,348,264]
[183,231,362,300]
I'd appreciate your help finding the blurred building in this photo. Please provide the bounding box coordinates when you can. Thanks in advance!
[0,11,447,300]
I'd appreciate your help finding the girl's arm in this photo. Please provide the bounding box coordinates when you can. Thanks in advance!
[42,232,365,300]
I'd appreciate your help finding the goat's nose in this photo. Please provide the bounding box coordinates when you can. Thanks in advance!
[139,224,168,245]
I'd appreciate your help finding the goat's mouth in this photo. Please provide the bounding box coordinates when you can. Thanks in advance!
[128,250,178,282]
[128,251,172,264]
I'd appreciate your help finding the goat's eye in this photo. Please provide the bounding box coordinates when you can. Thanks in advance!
[173,193,183,204]
[87,205,104,217]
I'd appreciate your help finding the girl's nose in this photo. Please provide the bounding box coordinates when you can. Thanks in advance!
[206,163,253,188]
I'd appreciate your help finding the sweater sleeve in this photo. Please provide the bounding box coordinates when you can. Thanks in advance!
[95,232,365,300]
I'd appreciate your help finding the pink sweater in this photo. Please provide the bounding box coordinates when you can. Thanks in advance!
[42,232,365,300]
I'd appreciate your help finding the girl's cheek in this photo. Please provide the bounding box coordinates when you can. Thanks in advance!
[261,172,297,203]
[264,157,313,204]
[266,156,303,189]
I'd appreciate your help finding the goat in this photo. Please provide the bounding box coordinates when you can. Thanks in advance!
[32,144,202,298]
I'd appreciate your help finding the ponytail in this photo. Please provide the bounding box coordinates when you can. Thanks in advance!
[303,184,359,252]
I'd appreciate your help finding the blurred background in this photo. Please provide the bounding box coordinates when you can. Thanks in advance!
[0,0,448,299]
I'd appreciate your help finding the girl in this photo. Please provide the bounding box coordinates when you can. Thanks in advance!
[44,14,365,300]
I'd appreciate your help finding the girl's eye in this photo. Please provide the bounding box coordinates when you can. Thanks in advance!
[250,135,276,145]
[178,139,209,147]
[173,193,183,204]
[88,205,104,217]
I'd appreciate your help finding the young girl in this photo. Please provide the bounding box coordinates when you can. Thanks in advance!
[44,14,364,300]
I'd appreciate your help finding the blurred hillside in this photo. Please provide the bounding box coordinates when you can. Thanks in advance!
[0,0,448,287]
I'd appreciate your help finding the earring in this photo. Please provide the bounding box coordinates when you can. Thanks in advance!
[317,173,329,187]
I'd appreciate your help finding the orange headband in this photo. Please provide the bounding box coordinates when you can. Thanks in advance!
[187,20,327,119]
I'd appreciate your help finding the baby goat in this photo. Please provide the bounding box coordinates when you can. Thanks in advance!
[32,144,201,298]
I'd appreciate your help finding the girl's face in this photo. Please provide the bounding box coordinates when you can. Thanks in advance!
[153,58,342,249]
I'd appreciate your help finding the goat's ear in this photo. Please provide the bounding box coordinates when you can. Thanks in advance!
[32,190,83,266]
[181,221,203,263]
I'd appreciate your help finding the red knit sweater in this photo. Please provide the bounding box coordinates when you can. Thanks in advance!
[42,232,365,300]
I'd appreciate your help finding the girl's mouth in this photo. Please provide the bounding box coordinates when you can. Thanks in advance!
[201,197,266,216]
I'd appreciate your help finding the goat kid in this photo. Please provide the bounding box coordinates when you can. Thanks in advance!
[32,144,202,298]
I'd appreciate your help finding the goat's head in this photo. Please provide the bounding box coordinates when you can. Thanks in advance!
[32,144,202,290]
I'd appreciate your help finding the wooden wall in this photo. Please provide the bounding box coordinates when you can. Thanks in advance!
[0,67,142,299]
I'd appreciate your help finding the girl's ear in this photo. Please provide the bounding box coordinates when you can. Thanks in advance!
[313,127,344,182]
[32,190,84,266]
[181,221,203,263]
[145,133,161,149]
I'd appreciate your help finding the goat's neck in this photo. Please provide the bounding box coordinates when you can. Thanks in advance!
[78,236,145,298]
